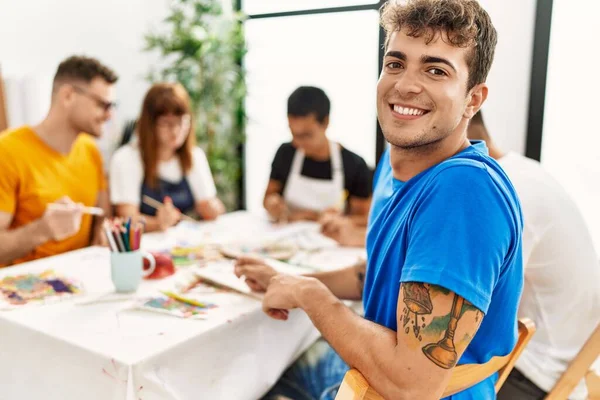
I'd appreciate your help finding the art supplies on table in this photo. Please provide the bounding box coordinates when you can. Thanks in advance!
[0,270,83,309]
[135,293,217,319]
[169,244,223,266]
[219,241,298,261]
[191,261,263,300]
[105,218,160,291]
[260,221,338,251]
[191,259,314,301]
[103,218,144,253]
[287,248,366,272]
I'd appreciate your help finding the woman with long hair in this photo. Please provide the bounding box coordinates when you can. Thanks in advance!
[110,83,224,231]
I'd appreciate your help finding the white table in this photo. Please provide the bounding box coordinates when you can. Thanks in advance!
[0,212,363,400]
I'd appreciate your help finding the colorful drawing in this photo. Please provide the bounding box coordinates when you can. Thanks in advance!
[169,244,223,266]
[139,296,217,319]
[0,270,82,307]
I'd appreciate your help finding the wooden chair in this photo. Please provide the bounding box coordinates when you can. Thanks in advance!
[335,318,536,400]
[545,323,600,400]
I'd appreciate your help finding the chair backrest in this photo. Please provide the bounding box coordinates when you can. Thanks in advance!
[335,318,536,400]
[545,323,600,400]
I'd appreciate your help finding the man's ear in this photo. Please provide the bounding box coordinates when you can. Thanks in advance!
[464,83,488,119]
[54,83,75,107]
[321,115,330,130]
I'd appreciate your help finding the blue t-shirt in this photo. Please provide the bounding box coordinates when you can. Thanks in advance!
[364,141,524,400]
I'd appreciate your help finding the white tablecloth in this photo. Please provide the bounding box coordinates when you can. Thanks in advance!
[0,212,363,400]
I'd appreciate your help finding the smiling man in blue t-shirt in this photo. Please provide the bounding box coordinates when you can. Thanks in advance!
[235,1,524,399]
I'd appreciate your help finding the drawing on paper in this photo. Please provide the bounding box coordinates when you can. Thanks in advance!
[168,244,224,266]
[0,270,82,307]
[139,296,217,319]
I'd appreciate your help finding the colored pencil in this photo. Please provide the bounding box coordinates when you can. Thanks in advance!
[134,224,142,250]
[160,290,207,308]
[113,224,126,252]
[105,218,147,253]
[102,220,118,252]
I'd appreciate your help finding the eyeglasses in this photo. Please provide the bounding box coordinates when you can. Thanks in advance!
[156,115,191,131]
[72,85,117,112]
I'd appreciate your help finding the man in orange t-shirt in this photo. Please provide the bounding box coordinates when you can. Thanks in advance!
[0,55,118,267]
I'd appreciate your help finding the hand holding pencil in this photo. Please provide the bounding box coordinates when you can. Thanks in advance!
[142,195,195,230]
[156,196,182,230]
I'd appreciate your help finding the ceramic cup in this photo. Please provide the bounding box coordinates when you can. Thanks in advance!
[110,251,156,293]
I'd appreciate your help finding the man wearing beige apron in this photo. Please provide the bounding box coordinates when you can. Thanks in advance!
[264,86,372,223]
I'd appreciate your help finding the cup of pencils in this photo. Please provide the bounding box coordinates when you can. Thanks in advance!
[103,218,155,293]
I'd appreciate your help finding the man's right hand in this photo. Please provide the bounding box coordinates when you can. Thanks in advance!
[264,193,289,223]
[156,196,181,231]
[234,256,279,292]
[41,196,84,241]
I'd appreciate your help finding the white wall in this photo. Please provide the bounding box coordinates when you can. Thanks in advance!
[478,0,536,154]
[541,0,600,251]
[0,0,170,154]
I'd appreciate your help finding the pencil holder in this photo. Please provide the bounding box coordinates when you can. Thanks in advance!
[110,251,156,293]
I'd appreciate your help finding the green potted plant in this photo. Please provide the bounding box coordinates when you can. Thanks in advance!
[145,0,246,210]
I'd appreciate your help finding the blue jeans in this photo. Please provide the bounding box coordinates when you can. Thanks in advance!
[263,339,349,400]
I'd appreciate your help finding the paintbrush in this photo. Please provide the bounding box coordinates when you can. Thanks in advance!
[48,203,105,216]
[141,195,196,222]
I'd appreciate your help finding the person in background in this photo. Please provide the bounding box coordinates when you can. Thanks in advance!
[264,86,372,223]
[110,83,224,232]
[0,55,117,267]
[469,111,600,400]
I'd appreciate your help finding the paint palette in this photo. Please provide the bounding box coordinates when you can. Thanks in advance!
[0,270,82,309]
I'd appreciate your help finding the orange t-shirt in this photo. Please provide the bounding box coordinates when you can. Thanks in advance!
[0,126,107,266]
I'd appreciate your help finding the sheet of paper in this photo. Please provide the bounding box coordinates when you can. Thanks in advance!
[191,259,313,300]
[0,270,83,310]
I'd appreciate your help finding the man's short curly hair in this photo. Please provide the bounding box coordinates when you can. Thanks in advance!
[53,55,118,89]
[380,0,497,90]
